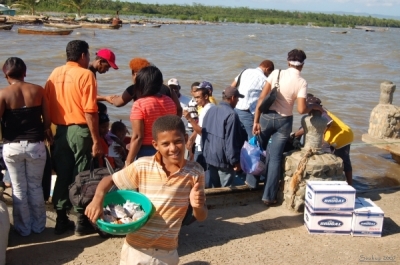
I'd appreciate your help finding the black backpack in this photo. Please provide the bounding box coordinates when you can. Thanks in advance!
[69,158,116,208]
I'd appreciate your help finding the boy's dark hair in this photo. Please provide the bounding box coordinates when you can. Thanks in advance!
[287,49,307,63]
[111,120,126,133]
[66,40,89,62]
[152,115,185,140]
[191,81,200,88]
[2,57,26,79]
[135,65,163,98]
[195,87,210,97]
[97,102,107,114]
[99,113,110,124]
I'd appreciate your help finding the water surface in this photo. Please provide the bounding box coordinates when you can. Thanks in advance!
[1,22,400,190]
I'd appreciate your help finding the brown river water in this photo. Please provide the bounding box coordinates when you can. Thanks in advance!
[1,21,400,190]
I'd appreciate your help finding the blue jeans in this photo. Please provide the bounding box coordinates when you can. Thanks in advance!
[258,112,292,202]
[194,146,210,188]
[235,109,258,186]
[208,164,235,187]
[234,109,253,141]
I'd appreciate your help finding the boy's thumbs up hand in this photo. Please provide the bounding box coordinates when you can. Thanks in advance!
[190,182,205,208]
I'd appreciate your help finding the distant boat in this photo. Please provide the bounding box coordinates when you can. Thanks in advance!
[0,24,13,30]
[330,31,347,34]
[46,23,82,29]
[48,17,65,22]
[80,23,120,29]
[365,29,375,32]
[75,14,88,21]
[130,23,161,28]
[18,27,73,35]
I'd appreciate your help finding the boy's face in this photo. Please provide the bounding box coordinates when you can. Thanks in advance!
[193,90,208,107]
[115,128,127,141]
[191,86,197,96]
[99,122,110,137]
[152,129,188,166]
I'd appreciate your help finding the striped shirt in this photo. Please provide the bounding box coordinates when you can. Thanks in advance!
[130,95,177,145]
[112,152,205,250]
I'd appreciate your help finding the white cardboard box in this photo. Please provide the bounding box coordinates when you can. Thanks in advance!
[304,205,352,235]
[305,181,356,212]
[352,197,384,237]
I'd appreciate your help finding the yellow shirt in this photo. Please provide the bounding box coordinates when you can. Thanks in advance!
[324,110,353,149]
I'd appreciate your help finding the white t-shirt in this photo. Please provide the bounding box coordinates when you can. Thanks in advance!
[179,94,191,128]
[267,68,307,116]
[195,102,214,150]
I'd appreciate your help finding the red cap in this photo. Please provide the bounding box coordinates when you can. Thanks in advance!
[96,49,118,69]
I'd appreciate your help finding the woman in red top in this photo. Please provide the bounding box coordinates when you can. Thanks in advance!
[125,66,177,166]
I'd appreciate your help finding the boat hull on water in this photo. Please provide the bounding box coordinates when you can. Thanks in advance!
[0,24,13,30]
[45,23,82,29]
[18,27,73,35]
[330,31,347,34]
[80,23,120,29]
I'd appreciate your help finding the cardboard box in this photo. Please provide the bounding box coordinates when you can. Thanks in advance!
[304,205,352,235]
[305,181,356,212]
[352,198,384,237]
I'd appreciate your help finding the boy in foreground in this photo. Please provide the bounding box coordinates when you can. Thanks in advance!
[85,115,208,265]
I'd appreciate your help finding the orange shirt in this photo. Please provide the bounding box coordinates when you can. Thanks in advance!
[44,62,98,125]
[112,152,205,250]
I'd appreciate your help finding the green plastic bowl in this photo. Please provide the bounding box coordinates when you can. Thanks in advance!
[96,190,153,235]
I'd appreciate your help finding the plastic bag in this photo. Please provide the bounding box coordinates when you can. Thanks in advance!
[240,136,267,175]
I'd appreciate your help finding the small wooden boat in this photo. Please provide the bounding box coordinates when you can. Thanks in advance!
[46,23,82,29]
[0,24,13,30]
[130,23,162,28]
[330,31,347,34]
[18,27,73,35]
[80,23,120,29]
[146,24,161,28]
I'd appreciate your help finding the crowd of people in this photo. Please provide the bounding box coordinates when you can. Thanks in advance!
[0,40,354,264]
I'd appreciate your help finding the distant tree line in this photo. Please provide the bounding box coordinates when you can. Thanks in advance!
[4,0,400,28]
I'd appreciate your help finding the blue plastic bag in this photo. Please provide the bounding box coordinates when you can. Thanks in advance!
[240,136,267,175]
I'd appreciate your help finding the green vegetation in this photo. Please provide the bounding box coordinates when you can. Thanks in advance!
[2,0,400,28]
[10,0,40,15]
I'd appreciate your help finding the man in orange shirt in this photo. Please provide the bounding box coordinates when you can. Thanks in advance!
[44,40,104,235]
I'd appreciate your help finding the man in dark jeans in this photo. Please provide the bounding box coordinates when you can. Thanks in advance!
[201,86,247,187]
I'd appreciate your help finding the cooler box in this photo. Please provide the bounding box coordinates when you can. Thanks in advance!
[352,197,384,237]
[304,205,352,235]
[305,181,356,212]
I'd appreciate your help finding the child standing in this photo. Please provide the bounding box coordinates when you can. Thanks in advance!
[86,115,207,265]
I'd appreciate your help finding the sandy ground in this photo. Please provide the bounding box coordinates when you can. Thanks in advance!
[4,187,400,265]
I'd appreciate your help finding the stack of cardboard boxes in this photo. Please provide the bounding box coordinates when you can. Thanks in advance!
[304,181,384,237]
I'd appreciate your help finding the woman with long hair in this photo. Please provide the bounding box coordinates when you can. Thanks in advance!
[125,66,177,165]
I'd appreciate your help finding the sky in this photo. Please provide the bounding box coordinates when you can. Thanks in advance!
[135,0,400,18]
